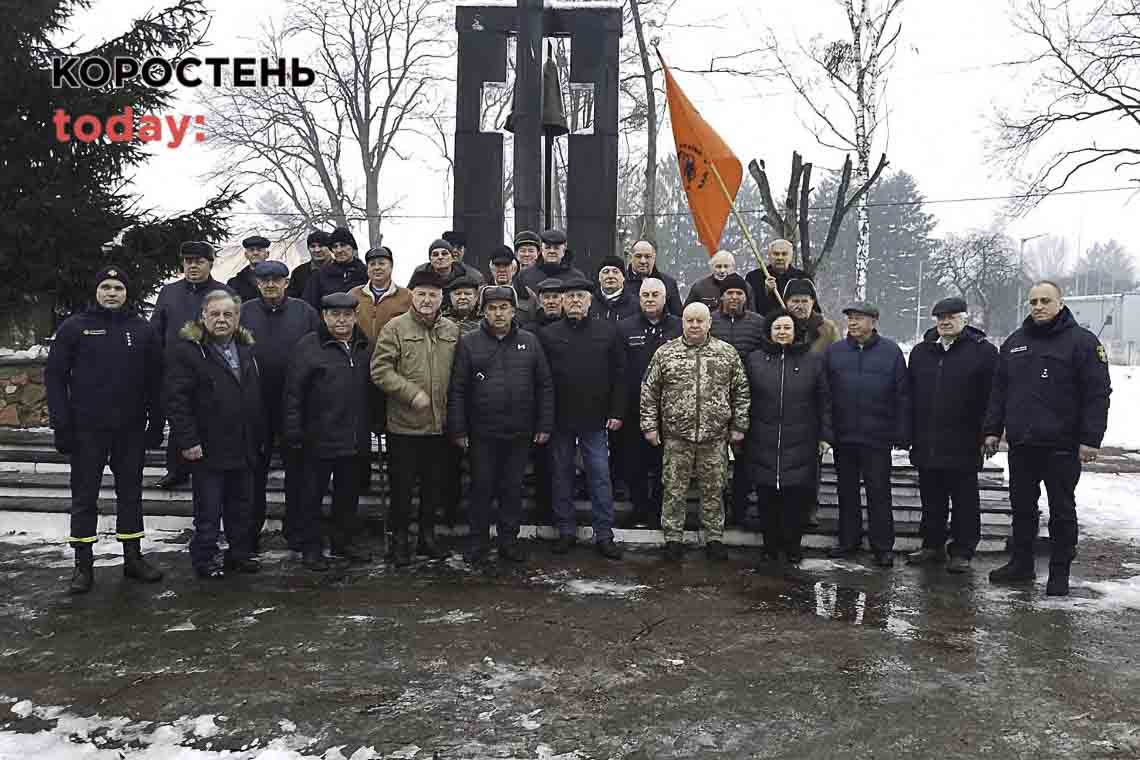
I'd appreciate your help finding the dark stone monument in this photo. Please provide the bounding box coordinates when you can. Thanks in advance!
[453,1,621,278]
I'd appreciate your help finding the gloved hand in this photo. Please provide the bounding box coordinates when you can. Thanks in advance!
[145,424,165,450]
[53,428,75,455]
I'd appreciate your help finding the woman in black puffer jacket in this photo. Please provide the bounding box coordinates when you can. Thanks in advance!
[744,309,833,564]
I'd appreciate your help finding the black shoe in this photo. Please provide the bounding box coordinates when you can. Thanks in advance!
[805,504,821,529]
[664,540,683,563]
[828,546,857,559]
[874,551,895,568]
[224,556,261,574]
[906,548,945,566]
[464,546,490,566]
[785,551,804,567]
[194,563,225,579]
[416,533,449,560]
[302,552,329,572]
[499,541,528,563]
[946,555,971,574]
[69,563,94,594]
[989,558,1036,585]
[122,542,163,583]
[706,541,728,561]
[391,532,413,567]
[596,540,623,560]
[155,473,189,490]
[334,543,372,564]
[1046,562,1071,596]
[552,535,577,555]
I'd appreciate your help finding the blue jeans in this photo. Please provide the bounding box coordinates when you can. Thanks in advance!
[550,430,615,543]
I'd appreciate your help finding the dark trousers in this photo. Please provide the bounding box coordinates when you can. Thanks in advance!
[441,440,465,525]
[834,445,894,552]
[917,467,981,558]
[756,484,813,557]
[296,455,363,554]
[469,436,531,551]
[730,451,753,525]
[532,444,553,521]
[624,427,664,523]
[1008,446,1081,562]
[387,434,447,533]
[68,430,145,543]
[253,431,304,550]
[165,437,188,479]
[190,465,254,567]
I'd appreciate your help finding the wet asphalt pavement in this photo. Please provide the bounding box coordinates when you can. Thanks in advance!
[2,533,1140,759]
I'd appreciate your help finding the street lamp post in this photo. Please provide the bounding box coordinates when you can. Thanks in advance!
[1017,233,1047,328]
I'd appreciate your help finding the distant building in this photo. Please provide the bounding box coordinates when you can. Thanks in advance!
[1064,293,1140,364]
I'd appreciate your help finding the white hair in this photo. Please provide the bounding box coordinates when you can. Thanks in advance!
[682,302,711,321]
[639,277,666,295]
[201,289,240,311]
[709,250,736,270]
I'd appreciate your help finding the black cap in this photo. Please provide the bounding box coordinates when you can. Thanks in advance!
[408,269,445,290]
[514,230,542,250]
[328,227,357,249]
[442,230,467,247]
[252,261,289,279]
[782,278,817,300]
[480,285,517,307]
[718,273,748,293]
[321,292,358,310]
[489,245,516,265]
[560,274,593,293]
[932,296,968,316]
[242,235,271,249]
[428,238,454,256]
[449,274,480,292]
[842,301,880,319]
[180,241,215,260]
[365,247,393,263]
[94,266,129,291]
[541,229,567,245]
[537,278,565,294]
[306,230,329,247]
[597,255,626,273]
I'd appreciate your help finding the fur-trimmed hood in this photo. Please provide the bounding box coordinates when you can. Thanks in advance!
[178,320,256,346]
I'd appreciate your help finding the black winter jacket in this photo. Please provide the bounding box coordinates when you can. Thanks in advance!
[301,257,368,309]
[710,310,767,360]
[745,336,833,489]
[746,264,807,317]
[685,274,756,312]
[283,324,374,458]
[908,325,998,470]
[539,316,627,431]
[517,258,586,295]
[227,265,261,304]
[824,332,911,449]
[589,288,640,323]
[623,267,683,317]
[163,322,265,470]
[287,260,320,300]
[617,312,683,415]
[983,307,1112,450]
[448,321,554,440]
[151,277,229,349]
[45,305,163,433]
[239,297,321,418]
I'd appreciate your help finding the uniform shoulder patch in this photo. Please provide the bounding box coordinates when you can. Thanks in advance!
[1096,344,1108,364]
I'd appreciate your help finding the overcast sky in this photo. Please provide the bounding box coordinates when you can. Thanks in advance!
[65,0,1140,286]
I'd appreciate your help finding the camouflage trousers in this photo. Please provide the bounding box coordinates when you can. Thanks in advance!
[660,438,728,543]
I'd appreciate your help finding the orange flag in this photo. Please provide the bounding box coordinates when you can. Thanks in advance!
[659,51,743,256]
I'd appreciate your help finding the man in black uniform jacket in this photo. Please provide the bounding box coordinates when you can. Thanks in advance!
[984,281,1111,596]
[45,267,166,593]
[227,235,271,303]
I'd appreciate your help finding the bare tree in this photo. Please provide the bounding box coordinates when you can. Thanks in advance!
[931,229,1019,331]
[765,0,905,298]
[997,0,1140,207]
[1023,234,1072,282]
[202,0,452,245]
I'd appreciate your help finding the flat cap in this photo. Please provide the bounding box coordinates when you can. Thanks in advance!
[242,235,271,249]
[365,246,393,263]
[449,274,480,291]
[842,301,880,319]
[442,230,467,247]
[252,260,289,279]
[540,228,567,245]
[179,241,215,260]
[328,227,357,249]
[489,245,517,265]
[537,278,565,294]
[782,278,817,300]
[932,296,968,316]
[481,285,517,307]
[408,269,445,290]
[560,274,593,293]
[514,230,542,250]
[321,292,358,310]
[718,273,749,293]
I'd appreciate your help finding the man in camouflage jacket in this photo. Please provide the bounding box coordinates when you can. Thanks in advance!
[640,303,751,561]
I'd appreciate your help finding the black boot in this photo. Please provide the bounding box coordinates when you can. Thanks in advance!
[1046,561,1071,596]
[69,544,94,594]
[122,540,163,583]
[416,527,449,560]
[391,531,412,567]
[154,472,189,490]
[989,555,1037,584]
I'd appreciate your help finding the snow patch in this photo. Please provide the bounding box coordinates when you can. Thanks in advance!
[419,610,479,624]
[165,620,197,632]
[798,558,871,573]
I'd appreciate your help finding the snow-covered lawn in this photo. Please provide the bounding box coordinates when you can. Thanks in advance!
[1103,365,1140,449]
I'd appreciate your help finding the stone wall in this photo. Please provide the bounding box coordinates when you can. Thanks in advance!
[0,358,48,427]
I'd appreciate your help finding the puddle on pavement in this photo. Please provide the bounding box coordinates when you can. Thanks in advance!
[745,580,920,638]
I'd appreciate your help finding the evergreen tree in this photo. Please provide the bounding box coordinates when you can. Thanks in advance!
[0,0,240,345]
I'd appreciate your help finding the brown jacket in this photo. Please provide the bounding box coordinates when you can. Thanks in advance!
[806,315,842,354]
[351,283,412,340]
[370,310,459,435]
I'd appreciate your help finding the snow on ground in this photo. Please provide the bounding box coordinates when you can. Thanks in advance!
[1102,365,1140,449]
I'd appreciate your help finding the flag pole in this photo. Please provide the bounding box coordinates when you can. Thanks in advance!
[708,162,785,309]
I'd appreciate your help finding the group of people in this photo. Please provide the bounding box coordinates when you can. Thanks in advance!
[44,228,1111,598]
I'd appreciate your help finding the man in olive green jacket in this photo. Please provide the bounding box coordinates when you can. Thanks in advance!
[371,269,460,565]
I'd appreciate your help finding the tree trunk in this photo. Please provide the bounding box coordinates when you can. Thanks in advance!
[630,0,658,242]
[365,170,382,247]
[851,0,872,301]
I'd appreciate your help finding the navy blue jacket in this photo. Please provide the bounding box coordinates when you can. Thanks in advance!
[617,313,683,416]
[623,266,684,317]
[150,277,228,350]
[908,325,998,470]
[983,307,1111,450]
[45,305,163,433]
[239,297,321,420]
[710,310,767,361]
[226,265,262,305]
[824,332,911,449]
[301,257,368,309]
[589,287,640,323]
[539,315,627,431]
